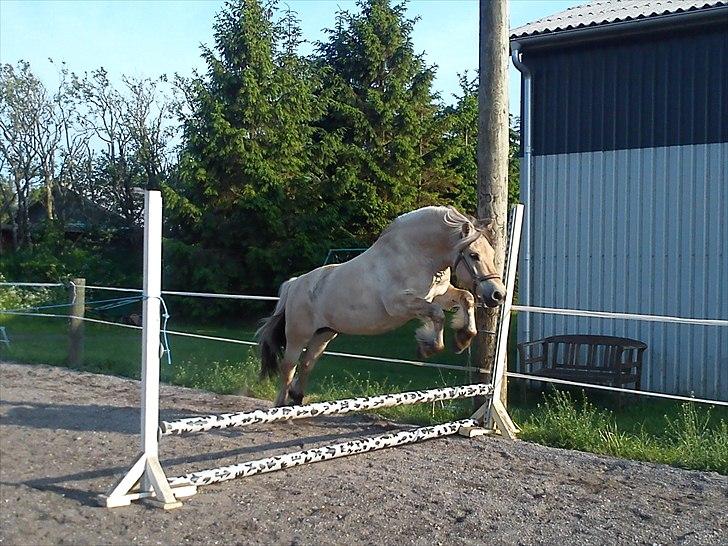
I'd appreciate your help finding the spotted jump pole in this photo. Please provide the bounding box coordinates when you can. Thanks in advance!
[168,418,481,487]
[102,203,524,509]
[159,383,493,436]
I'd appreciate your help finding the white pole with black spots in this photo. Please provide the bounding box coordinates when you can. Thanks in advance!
[159,384,493,437]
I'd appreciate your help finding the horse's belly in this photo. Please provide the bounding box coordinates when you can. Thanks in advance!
[333,315,410,336]
[323,297,408,336]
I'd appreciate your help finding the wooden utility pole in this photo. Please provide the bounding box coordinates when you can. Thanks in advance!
[68,278,86,367]
[477,0,509,404]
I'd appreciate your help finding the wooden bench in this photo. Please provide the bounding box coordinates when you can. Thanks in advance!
[517,334,647,391]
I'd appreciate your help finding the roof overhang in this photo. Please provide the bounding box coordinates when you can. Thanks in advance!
[510,5,728,51]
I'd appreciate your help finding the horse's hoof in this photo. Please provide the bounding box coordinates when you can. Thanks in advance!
[417,341,444,359]
[417,343,433,360]
[454,329,475,353]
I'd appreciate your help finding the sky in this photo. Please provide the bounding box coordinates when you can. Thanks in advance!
[0,0,581,113]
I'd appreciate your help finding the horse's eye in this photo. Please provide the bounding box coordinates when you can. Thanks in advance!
[469,252,480,261]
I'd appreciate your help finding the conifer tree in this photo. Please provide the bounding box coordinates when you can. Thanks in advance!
[315,0,442,239]
[177,0,326,290]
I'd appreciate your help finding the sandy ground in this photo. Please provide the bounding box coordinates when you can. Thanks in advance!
[0,361,726,546]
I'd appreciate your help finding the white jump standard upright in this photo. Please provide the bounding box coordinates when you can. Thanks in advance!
[102,189,194,509]
[477,203,524,438]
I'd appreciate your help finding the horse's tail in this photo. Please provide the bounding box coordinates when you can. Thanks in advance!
[256,277,296,379]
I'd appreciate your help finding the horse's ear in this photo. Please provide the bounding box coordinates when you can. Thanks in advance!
[461,222,473,238]
[476,219,496,241]
[475,218,494,231]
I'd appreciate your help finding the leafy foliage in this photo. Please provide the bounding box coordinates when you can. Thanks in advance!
[3,0,522,296]
[170,0,521,295]
[0,222,141,286]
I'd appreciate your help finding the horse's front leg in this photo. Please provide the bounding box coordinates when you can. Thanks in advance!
[432,285,477,354]
[383,292,447,358]
[407,298,447,359]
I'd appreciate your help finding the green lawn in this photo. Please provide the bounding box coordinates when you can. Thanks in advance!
[1,311,726,474]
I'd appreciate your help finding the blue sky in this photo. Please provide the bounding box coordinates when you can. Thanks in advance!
[0,0,580,112]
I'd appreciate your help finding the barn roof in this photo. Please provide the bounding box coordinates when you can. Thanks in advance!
[511,0,728,39]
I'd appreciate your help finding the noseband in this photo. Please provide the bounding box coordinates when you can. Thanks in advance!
[452,248,501,301]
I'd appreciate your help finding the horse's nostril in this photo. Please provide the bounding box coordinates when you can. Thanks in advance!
[492,290,504,301]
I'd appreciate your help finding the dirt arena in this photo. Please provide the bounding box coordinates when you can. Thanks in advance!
[1,362,726,545]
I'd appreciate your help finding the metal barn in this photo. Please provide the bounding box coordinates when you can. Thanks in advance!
[510,1,728,399]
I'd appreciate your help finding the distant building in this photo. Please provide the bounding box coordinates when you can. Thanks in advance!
[510,1,728,398]
[1,190,129,254]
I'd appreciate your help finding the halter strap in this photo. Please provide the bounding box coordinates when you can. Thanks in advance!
[452,249,501,300]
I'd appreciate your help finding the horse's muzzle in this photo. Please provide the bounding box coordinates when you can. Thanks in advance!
[477,280,506,308]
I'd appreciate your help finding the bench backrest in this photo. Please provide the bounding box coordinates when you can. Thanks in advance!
[533,335,646,372]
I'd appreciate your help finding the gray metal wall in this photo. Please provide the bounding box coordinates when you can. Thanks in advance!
[519,143,727,399]
[526,26,728,156]
[518,22,728,400]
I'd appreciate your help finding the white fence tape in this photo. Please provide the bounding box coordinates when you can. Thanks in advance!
[506,372,727,406]
[511,305,728,327]
[4,281,727,405]
[5,283,727,327]
[0,282,64,288]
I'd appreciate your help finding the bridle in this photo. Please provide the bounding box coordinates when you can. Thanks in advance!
[452,247,502,302]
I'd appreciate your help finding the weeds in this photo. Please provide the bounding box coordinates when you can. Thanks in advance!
[516,390,728,474]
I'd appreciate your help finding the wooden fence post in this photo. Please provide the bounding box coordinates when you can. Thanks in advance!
[476,0,510,407]
[68,277,85,367]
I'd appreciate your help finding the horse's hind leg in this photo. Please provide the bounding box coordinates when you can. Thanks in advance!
[274,340,306,407]
[288,329,338,405]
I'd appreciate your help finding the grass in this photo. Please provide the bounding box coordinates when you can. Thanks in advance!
[512,390,728,474]
[0,313,476,425]
[1,312,726,474]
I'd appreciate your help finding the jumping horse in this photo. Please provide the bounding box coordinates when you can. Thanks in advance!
[256,206,506,406]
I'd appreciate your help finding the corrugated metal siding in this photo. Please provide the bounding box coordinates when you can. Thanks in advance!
[524,25,728,155]
[520,143,727,399]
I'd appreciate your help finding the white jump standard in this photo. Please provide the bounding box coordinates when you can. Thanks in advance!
[102,187,524,509]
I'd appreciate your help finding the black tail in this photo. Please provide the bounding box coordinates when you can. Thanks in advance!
[257,311,286,378]
[255,278,294,378]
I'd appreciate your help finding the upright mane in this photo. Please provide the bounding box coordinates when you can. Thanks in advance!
[379,206,481,250]
[443,206,482,250]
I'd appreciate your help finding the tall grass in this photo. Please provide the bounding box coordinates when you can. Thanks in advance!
[516,391,728,474]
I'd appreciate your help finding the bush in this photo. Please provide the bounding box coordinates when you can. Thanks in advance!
[0,273,55,310]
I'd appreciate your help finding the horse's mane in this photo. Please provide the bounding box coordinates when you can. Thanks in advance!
[379,206,483,250]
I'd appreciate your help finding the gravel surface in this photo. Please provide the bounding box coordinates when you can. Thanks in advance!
[1,361,726,545]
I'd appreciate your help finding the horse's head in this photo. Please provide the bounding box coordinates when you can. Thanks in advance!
[452,219,507,308]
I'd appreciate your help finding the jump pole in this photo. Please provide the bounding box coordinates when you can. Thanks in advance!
[101,188,193,509]
[168,419,481,487]
[160,384,493,436]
